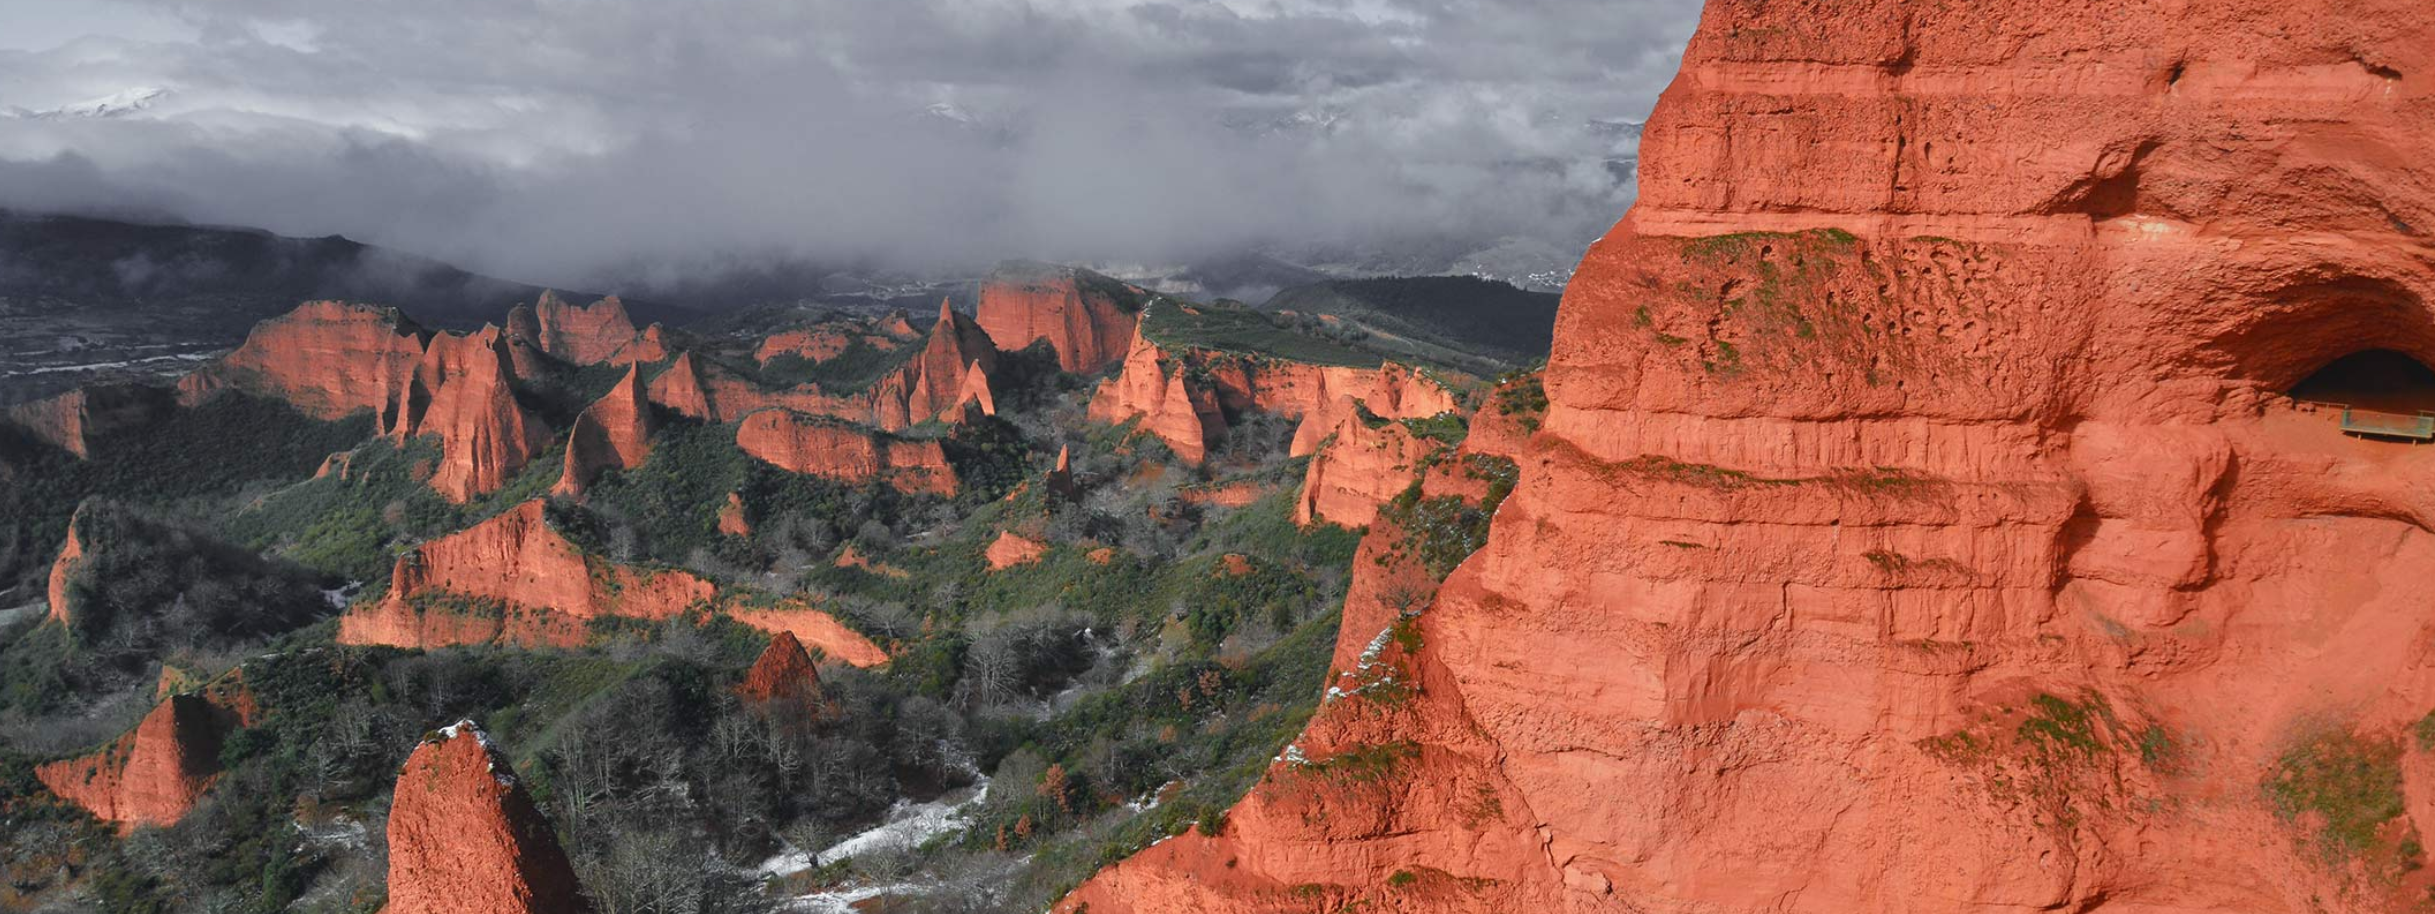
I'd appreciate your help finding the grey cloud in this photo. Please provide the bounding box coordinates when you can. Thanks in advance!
[0,0,1704,292]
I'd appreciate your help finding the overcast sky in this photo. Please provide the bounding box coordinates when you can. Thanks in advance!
[0,0,1702,289]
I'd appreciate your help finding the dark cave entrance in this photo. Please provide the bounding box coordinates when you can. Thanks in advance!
[2288,349,2435,440]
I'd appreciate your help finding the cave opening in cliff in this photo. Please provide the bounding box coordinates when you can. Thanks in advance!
[2287,349,2435,437]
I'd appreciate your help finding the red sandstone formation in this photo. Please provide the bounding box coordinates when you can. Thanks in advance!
[36,686,253,833]
[727,602,890,668]
[384,721,590,914]
[1045,446,1080,502]
[1088,313,1459,464]
[184,301,549,501]
[1286,363,1460,457]
[646,351,861,425]
[1069,3,2435,912]
[554,365,656,497]
[867,299,1004,429]
[831,544,911,580]
[5,384,173,459]
[183,300,429,418]
[1294,409,1429,528]
[951,360,996,420]
[45,507,85,625]
[718,492,753,537]
[337,500,715,649]
[411,328,552,503]
[610,324,670,365]
[975,265,1142,373]
[734,409,958,497]
[984,530,1048,570]
[1087,326,1225,464]
[524,291,642,366]
[756,327,855,364]
[734,631,832,721]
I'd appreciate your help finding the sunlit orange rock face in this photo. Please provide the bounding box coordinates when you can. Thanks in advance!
[384,722,590,914]
[186,301,549,502]
[976,265,1142,373]
[1087,326,1223,464]
[554,365,656,497]
[735,632,833,727]
[985,530,1048,570]
[5,383,173,459]
[734,409,958,497]
[1089,315,1458,466]
[338,500,715,649]
[411,328,552,503]
[525,291,641,366]
[1294,410,1427,528]
[646,351,861,425]
[726,601,891,668]
[870,298,1003,429]
[1069,3,2435,912]
[45,507,86,625]
[183,300,429,417]
[36,683,255,833]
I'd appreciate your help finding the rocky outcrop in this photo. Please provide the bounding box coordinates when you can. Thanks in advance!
[1045,446,1080,502]
[554,365,655,497]
[182,300,429,418]
[384,721,590,914]
[866,299,1004,429]
[975,264,1142,374]
[646,351,860,425]
[1286,363,1460,457]
[1294,409,1429,528]
[734,409,958,497]
[36,685,254,833]
[523,291,642,366]
[184,301,548,501]
[735,631,831,721]
[5,383,174,459]
[1089,315,1459,465]
[1070,3,2435,913]
[726,602,891,668]
[717,492,753,537]
[984,530,1047,570]
[1087,326,1223,464]
[337,500,715,649]
[409,328,552,503]
[45,507,85,625]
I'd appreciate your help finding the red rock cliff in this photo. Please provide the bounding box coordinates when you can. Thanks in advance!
[5,383,174,459]
[384,721,590,914]
[44,506,86,625]
[1294,408,1430,528]
[338,500,715,649]
[734,409,958,497]
[554,364,656,497]
[526,291,642,366]
[735,631,832,725]
[1069,3,2435,912]
[36,690,251,833]
[975,265,1141,373]
[183,300,430,418]
[411,328,552,503]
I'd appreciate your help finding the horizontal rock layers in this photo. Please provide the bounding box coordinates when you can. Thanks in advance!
[1070,2,2435,913]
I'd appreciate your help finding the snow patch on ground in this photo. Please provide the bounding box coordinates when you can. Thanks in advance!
[758,776,992,879]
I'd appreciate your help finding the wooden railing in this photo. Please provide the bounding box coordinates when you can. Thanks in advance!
[2295,400,2435,441]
